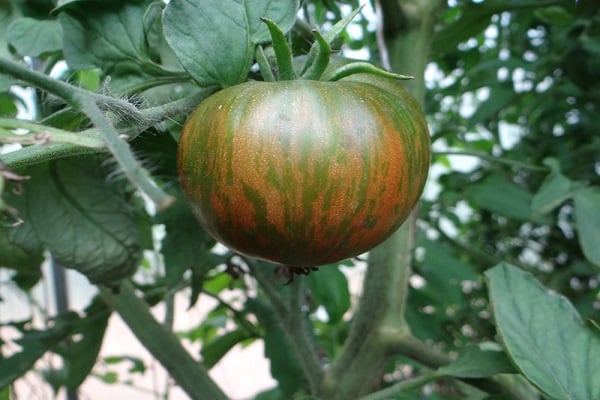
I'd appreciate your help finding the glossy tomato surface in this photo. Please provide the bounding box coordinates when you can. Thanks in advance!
[178,74,431,266]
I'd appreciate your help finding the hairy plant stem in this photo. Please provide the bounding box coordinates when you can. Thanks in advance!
[247,261,323,395]
[0,57,213,210]
[99,282,228,400]
[1,85,216,168]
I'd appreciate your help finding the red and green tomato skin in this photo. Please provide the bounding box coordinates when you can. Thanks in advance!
[177,74,430,266]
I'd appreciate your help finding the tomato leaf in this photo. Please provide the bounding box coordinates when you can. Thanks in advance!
[245,0,299,44]
[436,343,517,378]
[246,298,309,397]
[6,18,62,57]
[573,187,600,268]
[0,316,74,388]
[155,188,216,289]
[307,265,350,324]
[58,0,152,70]
[466,175,535,221]
[4,158,143,286]
[485,263,600,400]
[163,0,298,87]
[0,229,43,289]
[53,297,111,390]
[532,174,583,216]
[163,0,253,87]
[201,329,253,370]
[531,159,587,216]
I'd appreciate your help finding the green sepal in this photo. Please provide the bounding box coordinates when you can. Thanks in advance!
[256,45,276,82]
[260,17,295,81]
[326,61,413,82]
[298,6,364,77]
[300,29,331,81]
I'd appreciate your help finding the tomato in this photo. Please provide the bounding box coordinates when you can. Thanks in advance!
[177,73,430,266]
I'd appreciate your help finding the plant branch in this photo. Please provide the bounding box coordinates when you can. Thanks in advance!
[288,275,324,393]
[360,371,440,400]
[1,87,216,170]
[0,57,182,210]
[383,334,536,399]
[0,118,104,148]
[77,95,175,210]
[434,150,549,172]
[98,282,228,400]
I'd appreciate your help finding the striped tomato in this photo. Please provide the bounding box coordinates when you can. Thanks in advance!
[177,73,430,267]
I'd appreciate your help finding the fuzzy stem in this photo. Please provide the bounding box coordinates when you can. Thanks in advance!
[1,87,216,171]
[0,57,174,210]
[0,118,104,148]
[98,282,228,400]
[78,95,175,210]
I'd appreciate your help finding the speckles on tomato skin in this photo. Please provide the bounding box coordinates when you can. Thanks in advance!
[178,78,431,266]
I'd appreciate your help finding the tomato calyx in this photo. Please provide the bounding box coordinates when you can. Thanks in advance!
[276,265,320,284]
[259,7,413,83]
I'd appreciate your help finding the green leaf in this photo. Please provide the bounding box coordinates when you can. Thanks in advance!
[103,355,145,374]
[0,92,18,117]
[53,297,111,390]
[466,174,534,221]
[58,0,151,70]
[0,3,15,60]
[531,170,585,216]
[485,263,600,400]
[417,238,478,307]
[436,343,517,378]
[468,85,516,129]
[201,329,253,369]
[246,298,309,397]
[432,0,565,56]
[573,187,600,267]
[6,18,62,57]
[0,228,43,287]
[0,318,73,388]
[163,0,253,87]
[163,0,298,87]
[307,265,350,323]
[155,187,216,288]
[245,0,299,44]
[4,158,142,286]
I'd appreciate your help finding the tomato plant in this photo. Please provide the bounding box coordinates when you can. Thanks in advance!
[1,1,599,400]
[178,73,430,266]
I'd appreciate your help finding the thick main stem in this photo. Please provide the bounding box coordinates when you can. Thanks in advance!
[99,282,228,400]
[320,2,442,399]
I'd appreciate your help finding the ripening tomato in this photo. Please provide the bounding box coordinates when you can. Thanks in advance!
[177,73,430,266]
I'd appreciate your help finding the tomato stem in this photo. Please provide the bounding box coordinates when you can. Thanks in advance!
[99,282,228,400]
[260,17,296,81]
